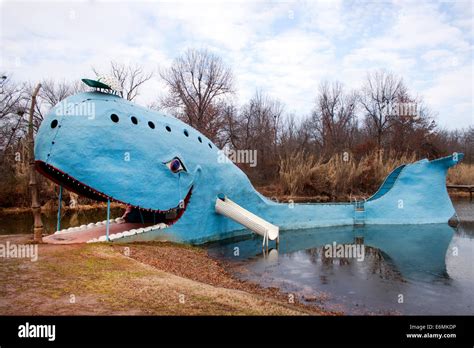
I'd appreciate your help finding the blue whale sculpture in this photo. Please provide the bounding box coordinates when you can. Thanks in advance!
[34,90,463,244]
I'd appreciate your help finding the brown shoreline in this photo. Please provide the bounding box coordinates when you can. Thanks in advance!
[114,242,339,315]
[0,234,336,316]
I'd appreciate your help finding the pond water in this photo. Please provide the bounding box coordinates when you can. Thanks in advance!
[0,207,123,235]
[207,199,474,315]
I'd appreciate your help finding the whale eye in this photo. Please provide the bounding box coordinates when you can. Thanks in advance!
[165,157,186,173]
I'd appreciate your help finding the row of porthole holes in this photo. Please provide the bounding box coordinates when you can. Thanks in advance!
[110,114,213,149]
[50,115,214,149]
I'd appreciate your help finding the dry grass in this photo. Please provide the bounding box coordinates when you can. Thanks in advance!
[279,150,416,199]
[447,163,474,185]
[0,235,327,316]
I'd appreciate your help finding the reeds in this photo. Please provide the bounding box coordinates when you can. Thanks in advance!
[447,163,474,185]
[279,150,417,199]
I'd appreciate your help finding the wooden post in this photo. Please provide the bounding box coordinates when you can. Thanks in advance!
[28,83,43,243]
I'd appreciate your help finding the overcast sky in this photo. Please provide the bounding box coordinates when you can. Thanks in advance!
[1,0,472,129]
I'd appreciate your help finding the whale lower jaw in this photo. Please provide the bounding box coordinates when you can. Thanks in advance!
[47,217,169,244]
[86,221,168,243]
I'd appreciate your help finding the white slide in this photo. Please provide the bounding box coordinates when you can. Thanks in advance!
[215,196,279,242]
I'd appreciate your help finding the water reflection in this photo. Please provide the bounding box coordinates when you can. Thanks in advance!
[208,217,473,314]
[0,207,123,235]
[211,224,454,282]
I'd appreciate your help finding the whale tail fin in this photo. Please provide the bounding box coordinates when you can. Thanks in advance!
[365,153,463,224]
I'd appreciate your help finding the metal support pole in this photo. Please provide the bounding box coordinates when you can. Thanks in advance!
[56,185,62,232]
[106,199,110,241]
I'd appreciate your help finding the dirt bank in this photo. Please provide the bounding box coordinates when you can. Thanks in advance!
[0,234,334,315]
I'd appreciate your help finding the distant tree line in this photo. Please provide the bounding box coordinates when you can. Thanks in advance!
[0,48,472,206]
[157,49,472,184]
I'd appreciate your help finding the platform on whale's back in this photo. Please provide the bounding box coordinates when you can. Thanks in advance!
[43,222,151,244]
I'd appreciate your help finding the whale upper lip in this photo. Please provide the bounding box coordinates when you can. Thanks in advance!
[35,160,193,222]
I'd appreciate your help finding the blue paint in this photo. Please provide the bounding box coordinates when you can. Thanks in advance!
[34,91,464,244]
[209,223,455,282]
[367,164,405,201]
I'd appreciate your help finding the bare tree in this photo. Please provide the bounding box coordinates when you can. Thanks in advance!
[0,75,25,119]
[230,90,282,149]
[387,96,437,157]
[33,79,87,127]
[359,70,407,148]
[279,114,312,159]
[39,79,85,107]
[93,61,153,101]
[0,76,29,156]
[227,91,283,181]
[309,81,357,157]
[160,48,234,141]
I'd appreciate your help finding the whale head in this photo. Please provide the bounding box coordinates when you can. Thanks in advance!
[34,91,222,224]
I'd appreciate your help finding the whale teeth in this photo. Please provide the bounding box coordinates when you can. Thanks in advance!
[85,219,171,243]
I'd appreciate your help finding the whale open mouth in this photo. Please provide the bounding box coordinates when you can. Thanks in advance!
[35,160,192,243]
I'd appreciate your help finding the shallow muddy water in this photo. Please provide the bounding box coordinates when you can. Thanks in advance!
[207,199,474,315]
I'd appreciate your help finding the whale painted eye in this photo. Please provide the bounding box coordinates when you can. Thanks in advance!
[165,157,186,173]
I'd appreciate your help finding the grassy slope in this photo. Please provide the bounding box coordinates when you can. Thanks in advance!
[0,235,327,316]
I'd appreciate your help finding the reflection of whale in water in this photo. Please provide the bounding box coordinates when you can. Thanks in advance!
[209,224,455,281]
[302,245,404,282]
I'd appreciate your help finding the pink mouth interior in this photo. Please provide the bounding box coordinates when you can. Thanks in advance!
[35,160,193,244]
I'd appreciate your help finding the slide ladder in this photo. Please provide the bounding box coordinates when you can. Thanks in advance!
[353,200,366,226]
[215,196,279,247]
